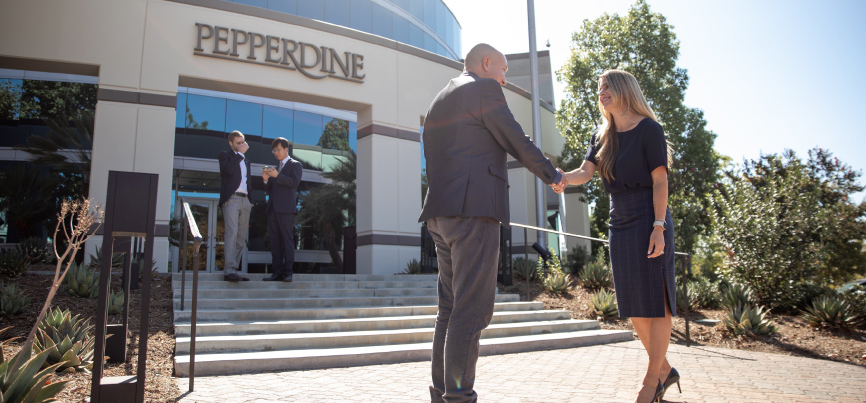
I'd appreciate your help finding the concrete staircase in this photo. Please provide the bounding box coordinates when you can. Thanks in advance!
[172,273,633,376]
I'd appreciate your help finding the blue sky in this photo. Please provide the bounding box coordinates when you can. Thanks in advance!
[443,0,866,201]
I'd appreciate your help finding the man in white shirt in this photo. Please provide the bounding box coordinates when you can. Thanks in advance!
[218,130,253,282]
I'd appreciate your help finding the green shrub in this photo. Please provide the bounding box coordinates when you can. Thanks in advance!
[722,304,778,337]
[676,285,698,312]
[564,244,592,276]
[591,289,618,318]
[721,283,754,311]
[800,296,862,329]
[88,244,124,269]
[33,307,96,373]
[512,257,537,282]
[108,290,125,315]
[690,276,722,309]
[400,259,421,275]
[775,281,836,313]
[16,237,50,264]
[66,262,99,298]
[839,285,866,324]
[0,248,30,278]
[537,250,571,293]
[0,282,31,317]
[580,254,612,291]
[0,328,70,403]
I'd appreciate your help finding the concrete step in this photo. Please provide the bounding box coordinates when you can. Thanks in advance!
[172,287,439,300]
[175,319,601,354]
[174,329,634,376]
[172,294,520,310]
[174,301,543,322]
[171,280,438,290]
[171,273,438,282]
[174,309,572,337]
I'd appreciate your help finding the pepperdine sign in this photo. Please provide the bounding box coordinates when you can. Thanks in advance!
[194,23,366,83]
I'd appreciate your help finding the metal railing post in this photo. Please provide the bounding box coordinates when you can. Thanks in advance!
[180,199,203,391]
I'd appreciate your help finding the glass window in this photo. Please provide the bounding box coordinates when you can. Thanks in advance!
[445,13,453,51]
[350,0,372,33]
[268,0,297,14]
[409,24,424,49]
[424,32,436,53]
[234,0,267,7]
[325,0,351,27]
[297,0,325,20]
[453,17,461,56]
[435,0,446,35]
[392,0,410,13]
[393,15,410,44]
[372,3,393,39]
[226,99,263,136]
[293,110,322,147]
[175,92,187,129]
[423,0,436,30]
[262,105,293,140]
[0,79,22,120]
[185,94,226,132]
[349,121,357,152]
[409,0,424,22]
[320,117,350,151]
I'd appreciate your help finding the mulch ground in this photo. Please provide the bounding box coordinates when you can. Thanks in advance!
[499,276,866,367]
[1,263,179,403]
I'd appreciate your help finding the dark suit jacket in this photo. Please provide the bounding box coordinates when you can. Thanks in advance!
[218,149,253,207]
[266,158,303,214]
[418,72,559,226]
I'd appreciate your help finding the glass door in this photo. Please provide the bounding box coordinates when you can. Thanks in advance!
[180,197,245,274]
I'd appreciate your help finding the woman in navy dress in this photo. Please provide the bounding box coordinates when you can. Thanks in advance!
[553,70,678,403]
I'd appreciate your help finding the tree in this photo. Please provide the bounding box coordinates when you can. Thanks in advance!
[0,165,60,238]
[18,80,97,120]
[296,150,356,271]
[712,148,866,310]
[318,119,351,151]
[556,0,720,253]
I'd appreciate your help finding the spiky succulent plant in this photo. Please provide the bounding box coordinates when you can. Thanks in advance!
[512,257,537,282]
[1,282,31,317]
[801,296,862,329]
[16,237,50,264]
[33,308,96,373]
[722,304,778,337]
[65,262,99,298]
[580,255,612,291]
[1,327,70,403]
[108,290,125,315]
[542,271,571,293]
[592,289,618,319]
[0,248,30,278]
[721,283,754,311]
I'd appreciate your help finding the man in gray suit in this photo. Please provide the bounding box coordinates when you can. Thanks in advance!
[419,43,564,403]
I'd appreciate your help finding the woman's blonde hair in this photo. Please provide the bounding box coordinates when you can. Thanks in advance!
[594,69,672,182]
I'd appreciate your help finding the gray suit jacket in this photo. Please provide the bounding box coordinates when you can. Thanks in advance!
[418,72,558,226]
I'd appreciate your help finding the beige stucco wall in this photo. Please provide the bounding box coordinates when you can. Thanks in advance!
[0,0,583,274]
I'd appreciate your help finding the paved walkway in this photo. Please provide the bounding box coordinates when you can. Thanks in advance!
[175,340,866,402]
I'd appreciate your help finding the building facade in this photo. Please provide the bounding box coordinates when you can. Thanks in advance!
[0,0,589,275]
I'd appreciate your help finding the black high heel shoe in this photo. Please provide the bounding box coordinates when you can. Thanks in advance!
[660,367,681,400]
[649,380,664,403]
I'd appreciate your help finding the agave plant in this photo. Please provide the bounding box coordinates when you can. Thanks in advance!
[592,289,618,319]
[0,248,30,278]
[88,244,124,270]
[580,255,612,291]
[676,286,698,312]
[107,290,125,315]
[801,296,862,329]
[400,259,421,275]
[1,282,31,317]
[33,307,96,373]
[721,283,754,311]
[722,304,778,337]
[16,237,50,264]
[512,257,537,282]
[1,327,70,403]
[65,262,99,298]
[542,271,571,293]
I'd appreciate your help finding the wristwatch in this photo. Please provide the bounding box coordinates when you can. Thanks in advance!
[653,219,665,229]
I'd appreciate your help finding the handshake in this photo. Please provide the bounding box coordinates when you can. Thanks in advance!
[550,168,568,194]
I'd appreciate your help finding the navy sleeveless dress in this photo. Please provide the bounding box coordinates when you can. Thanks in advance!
[585,118,676,318]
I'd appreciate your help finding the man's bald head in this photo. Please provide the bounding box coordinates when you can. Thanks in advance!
[464,43,508,86]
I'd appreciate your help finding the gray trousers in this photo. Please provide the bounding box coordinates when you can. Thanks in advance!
[221,194,251,275]
[426,216,500,403]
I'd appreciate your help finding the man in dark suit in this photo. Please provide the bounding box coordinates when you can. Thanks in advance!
[218,130,253,282]
[262,137,303,282]
[418,43,564,403]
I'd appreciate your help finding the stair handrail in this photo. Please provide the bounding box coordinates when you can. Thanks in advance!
[509,222,694,347]
[178,197,203,391]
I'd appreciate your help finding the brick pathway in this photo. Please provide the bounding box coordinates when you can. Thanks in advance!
[175,340,866,402]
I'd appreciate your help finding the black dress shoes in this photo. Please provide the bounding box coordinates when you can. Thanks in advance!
[282,274,293,283]
[224,273,249,282]
[263,273,285,281]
